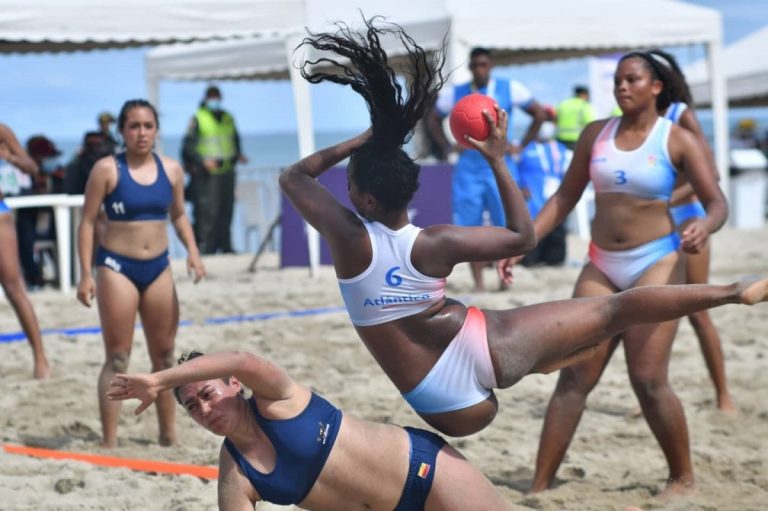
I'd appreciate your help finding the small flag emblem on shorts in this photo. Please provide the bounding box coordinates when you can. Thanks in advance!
[417,463,431,479]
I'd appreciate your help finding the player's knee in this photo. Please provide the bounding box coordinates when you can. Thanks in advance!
[153,348,175,371]
[687,309,711,328]
[108,352,130,373]
[630,376,666,402]
[1,277,25,302]
[555,369,598,397]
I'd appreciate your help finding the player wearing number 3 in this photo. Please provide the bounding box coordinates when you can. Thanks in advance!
[282,19,766,460]
[496,52,728,495]
[76,99,205,448]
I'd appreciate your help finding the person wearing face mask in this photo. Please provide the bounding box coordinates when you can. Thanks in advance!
[64,131,114,196]
[97,111,119,155]
[181,85,248,255]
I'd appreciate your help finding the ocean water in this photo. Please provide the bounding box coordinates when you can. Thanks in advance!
[52,107,768,167]
[45,108,768,257]
[50,131,363,257]
[53,130,361,171]
[53,131,374,257]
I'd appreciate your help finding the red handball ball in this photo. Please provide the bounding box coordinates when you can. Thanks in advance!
[449,93,498,148]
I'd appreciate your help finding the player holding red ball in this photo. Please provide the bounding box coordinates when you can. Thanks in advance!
[280,17,768,442]
[449,93,498,147]
[429,47,548,292]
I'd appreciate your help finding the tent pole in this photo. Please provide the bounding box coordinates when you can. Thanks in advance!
[285,32,320,278]
[145,69,162,154]
[705,39,730,199]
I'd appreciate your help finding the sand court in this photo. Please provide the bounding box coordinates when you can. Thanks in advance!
[1,226,766,510]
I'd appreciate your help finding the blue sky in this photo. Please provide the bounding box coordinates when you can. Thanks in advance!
[1,0,766,146]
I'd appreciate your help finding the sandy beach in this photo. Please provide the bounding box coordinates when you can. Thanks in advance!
[1,224,766,511]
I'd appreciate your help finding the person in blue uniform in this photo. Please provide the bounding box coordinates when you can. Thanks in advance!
[0,122,50,379]
[76,99,206,448]
[501,52,728,496]
[428,47,547,291]
[516,121,571,266]
[649,49,735,412]
[107,350,514,510]
[282,18,767,453]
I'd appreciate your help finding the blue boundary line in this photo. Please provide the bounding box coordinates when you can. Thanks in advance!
[0,306,346,344]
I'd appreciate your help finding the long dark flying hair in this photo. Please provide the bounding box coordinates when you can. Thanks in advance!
[297,16,446,211]
[618,51,676,113]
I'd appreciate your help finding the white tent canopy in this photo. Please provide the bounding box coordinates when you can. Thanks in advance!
[0,0,305,52]
[144,0,728,274]
[146,0,728,170]
[444,0,723,65]
[0,0,314,291]
[685,25,768,107]
[147,0,450,275]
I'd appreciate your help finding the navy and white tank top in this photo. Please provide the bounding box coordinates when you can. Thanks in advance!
[104,152,172,221]
[224,394,342,505]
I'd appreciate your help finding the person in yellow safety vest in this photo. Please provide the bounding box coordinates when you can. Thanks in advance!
[555,85,596,150]
[182,85,248,254]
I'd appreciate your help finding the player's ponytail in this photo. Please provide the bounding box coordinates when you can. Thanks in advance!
[298,16,445,151]
[297,17,445,212]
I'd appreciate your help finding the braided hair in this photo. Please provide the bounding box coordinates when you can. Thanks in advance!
[298,16,446,212]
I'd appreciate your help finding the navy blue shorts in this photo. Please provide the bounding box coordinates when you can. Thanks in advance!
[96,246,169,292]
[394,427,446,511]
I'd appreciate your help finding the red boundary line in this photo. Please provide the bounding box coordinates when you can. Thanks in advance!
[3,443,218,480]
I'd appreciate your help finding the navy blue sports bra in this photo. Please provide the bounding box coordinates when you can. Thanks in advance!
[104,152,172,221]
[224,393,342,505]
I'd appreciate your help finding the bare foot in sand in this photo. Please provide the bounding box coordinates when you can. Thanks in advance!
[158,434,177,447]
[33,358,51,379]
[717,393,738,414]
[658,479,695,501]
[738,278,768,305]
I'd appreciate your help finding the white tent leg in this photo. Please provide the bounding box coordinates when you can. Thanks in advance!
[145,71,162,153]
[286,33,320,277]
[705,39,729,198]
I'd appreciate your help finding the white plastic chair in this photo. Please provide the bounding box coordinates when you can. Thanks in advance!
[236,177,280,253]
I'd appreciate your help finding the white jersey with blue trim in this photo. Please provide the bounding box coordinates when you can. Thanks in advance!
[664,102,688,124]
[338,220,445,327]
[589,117,677,201]
[434,77,533,118]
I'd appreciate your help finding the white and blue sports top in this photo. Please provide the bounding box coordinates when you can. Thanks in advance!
[338,220,446,327]
[664,102,688,124]
[589,116,677,201]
